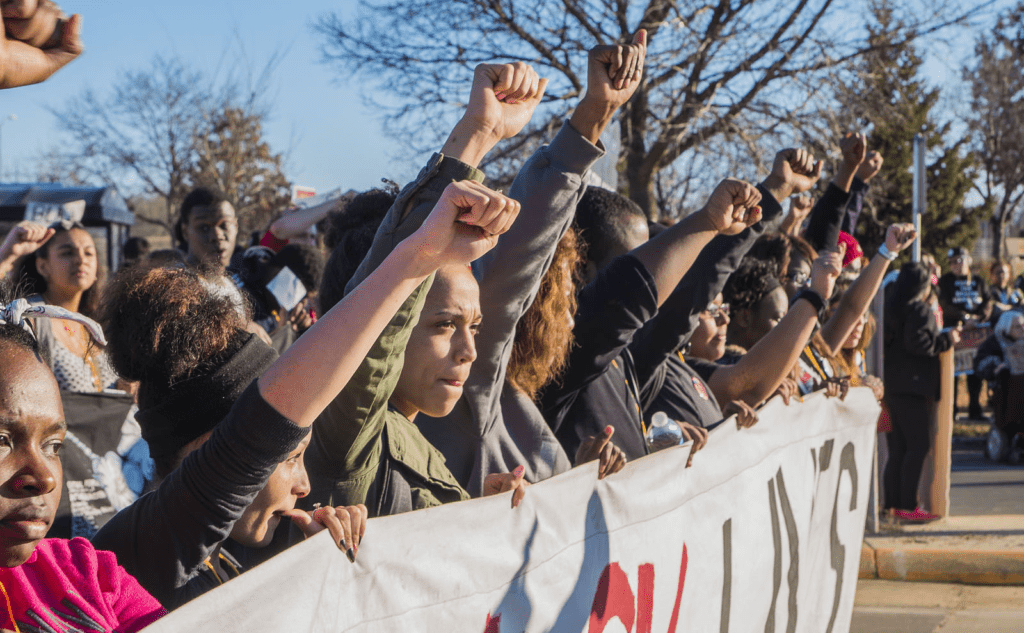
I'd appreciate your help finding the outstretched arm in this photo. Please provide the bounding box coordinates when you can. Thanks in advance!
[0,3,82,89]
[259,182,522,428]
[820,223,917,354]
[707,249,843,407]
[804,133,865,252]
[630,149,822,388]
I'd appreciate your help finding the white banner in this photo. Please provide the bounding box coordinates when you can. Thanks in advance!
[144,389,878,633]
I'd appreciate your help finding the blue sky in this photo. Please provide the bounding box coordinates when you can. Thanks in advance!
[2,0,413,194]
[0,0,1010,199]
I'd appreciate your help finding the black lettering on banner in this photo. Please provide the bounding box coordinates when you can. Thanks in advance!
[826,443,858,633]
[775,469,799,633]
[765,481,781,633]
[721,519,732,633]
[764,470,799,633]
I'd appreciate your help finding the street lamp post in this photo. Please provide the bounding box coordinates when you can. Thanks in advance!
[0,114,17,183]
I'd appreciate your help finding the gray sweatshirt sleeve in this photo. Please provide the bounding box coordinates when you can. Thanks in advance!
[463,122,605,431]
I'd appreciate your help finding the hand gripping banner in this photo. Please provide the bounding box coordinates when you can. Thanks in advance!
[143,389,879,633]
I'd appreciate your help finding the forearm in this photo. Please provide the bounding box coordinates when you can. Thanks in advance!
[268,204,333,240]
[259,242,433,427]
[804,183,850,253]
[440,117,502,169]
[820,253,890,353]
[568,98,616,145]
[833,162,858,194]
[708,301,818,406]
[631,212,718,306]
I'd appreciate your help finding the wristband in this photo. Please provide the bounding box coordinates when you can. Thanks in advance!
[791,288,826,317]
[877,243,898,261]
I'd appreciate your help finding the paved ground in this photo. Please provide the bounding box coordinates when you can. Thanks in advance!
[851,579,1024,632]
[950,448,1024,516]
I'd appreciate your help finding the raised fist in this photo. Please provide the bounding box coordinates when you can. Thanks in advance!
[838,132,867,171]
[857,150,884,182]
[884,222,917,254]
[700,179,762,236]
[0,0,82,89]
[581,30,647,109]
[465,62,548,141]
[809,244,844,299]
[772,148,823,196]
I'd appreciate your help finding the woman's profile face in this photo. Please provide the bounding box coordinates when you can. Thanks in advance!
[391,266,481,420]
[229,436,311,548]
[690,294,729,361]
[36,228,98,296]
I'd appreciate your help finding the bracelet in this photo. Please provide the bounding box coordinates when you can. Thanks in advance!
[791,288,826,316]
[877,244,898,261]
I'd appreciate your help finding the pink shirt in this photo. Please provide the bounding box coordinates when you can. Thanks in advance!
[0,538,165,632]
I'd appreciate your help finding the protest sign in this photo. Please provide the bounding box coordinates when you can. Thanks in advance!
[144,389,878,633]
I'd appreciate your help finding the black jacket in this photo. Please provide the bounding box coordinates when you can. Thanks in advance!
[883,300,954,400]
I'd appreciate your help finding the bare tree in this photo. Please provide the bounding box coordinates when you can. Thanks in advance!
[317,0,985,219]
[964,4,1024,261]
[190,107,292,239]
[48,52,291,240]
[49,56,205,235]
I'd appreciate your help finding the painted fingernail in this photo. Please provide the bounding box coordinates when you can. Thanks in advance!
[513,465,525,478]
[604,425,613,435]
[346,547,356,563]
[339,537,348,551]
[495,91,506,100]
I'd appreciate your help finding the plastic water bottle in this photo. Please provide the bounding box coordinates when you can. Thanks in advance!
[646,411,684,453]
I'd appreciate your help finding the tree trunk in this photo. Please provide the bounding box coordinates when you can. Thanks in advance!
[619,90,659,221]
[992,215,1006,261]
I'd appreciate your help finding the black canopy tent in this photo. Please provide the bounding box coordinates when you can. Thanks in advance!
[0,184,135,271]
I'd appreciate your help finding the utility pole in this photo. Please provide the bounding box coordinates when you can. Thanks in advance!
[0,114,17,183]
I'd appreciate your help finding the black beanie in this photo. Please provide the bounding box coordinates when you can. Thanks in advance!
[135,333,278,460]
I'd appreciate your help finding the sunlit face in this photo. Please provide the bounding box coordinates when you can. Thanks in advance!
[391,266,481,420]
[992,264,1010,289]
[229,436,311,548]
[0,343,65,567]
[844,312,869,350]
[729,287,788,351]
[690,294,730,361]
[184,202,238,269]
[782,251,811,299]
[35,228,98,297]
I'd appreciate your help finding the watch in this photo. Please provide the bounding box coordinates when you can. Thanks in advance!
[791,288,826,318]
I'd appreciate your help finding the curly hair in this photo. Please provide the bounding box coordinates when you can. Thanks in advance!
[507,228,582,400]
[11,224,105,319]
[99,264,249,389]
[319,185,397,313]
[722,257,782,313]
[573,187,646,268]
[275,243,325,294]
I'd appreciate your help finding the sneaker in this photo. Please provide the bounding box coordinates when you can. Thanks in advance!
[894,508,940,522]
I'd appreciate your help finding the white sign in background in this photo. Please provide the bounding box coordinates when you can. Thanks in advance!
[144,389,878,633]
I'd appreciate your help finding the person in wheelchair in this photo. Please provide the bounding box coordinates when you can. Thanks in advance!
[974,310,1024,462]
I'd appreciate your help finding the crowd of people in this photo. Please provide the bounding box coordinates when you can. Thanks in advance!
[0,3,1006,630]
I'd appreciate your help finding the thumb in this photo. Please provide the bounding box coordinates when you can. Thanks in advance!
[633,29,648,47]
[281,508,314,532]
[811,160,824,179]
[534,77,549,102]
[594,425,614,451]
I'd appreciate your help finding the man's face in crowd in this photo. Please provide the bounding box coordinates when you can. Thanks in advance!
[950,253,970,277]
[184,201,239,269]
[0,343,64,567]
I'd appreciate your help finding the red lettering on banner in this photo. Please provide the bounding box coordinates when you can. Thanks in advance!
[484,612,501,633]
[665,545,689,633]
[483,545,689,632]
[588,563,636,632]
[636,563,655,633]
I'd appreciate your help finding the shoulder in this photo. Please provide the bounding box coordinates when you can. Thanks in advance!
[31,538,105,582]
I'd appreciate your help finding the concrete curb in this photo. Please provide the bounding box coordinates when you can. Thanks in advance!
[860,542,1024,585]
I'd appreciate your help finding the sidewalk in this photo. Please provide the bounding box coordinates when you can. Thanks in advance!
[860,515,1024,584]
